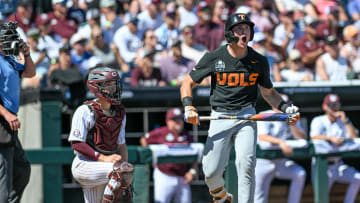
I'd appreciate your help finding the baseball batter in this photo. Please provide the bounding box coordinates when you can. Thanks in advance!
[180,13,299,203]
[255,98,306,203]
[68,67,134,203]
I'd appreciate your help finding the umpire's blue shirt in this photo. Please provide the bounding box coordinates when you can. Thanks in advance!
[0,54,24,114]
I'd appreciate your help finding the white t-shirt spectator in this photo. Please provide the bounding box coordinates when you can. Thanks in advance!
[178,6,198,30]
[113,25,142,63]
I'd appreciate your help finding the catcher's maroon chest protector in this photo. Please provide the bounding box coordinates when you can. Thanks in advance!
[86,100,125,153]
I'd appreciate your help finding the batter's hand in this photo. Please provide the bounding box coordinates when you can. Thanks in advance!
[284,104,299,114]
[184,106,199,125]
[98,154,122,163]
[285,104,300,125]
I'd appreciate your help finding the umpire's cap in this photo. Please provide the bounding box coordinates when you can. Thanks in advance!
[225,13,254,43]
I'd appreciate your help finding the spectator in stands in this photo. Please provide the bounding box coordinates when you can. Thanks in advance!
[155,8,180,50]
[48,45,86,108]
[6,0,33,33]
[88,25,130,72]
[193,1,224,51]
[274,0,305,14]
[255,94,307,203]
[123,0,140,24]
[39,0,79,42]
[140,107,197,203]
[158,40,195,86]
[249,0,279,32]
[131,50,166,87]
[340,24,360,79]
[135,29,165,67]
[310,93,360,203]
[22,28,51,88]
[0,0,16,19]
[315,35,349,81]
[180,25,208,63]
[347,0,360,23]
[113,18,142,64]
[211,0,226,29]
[280,49,314,82]
[35,13,63,60]
[75,8,101,41]
[296,15,325,70]
[67,0,86,25]
[273,10,304,53]
[178,0,198,30]
[137,0,163,36]
[99,0,123,44]
[316,6,346,41]
[70,33,93,74]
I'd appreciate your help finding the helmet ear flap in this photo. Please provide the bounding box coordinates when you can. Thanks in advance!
[225,31,239,43]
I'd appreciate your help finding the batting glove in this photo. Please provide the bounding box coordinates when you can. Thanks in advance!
[287,113,300,125]
[284,104,299,114]
[184,106,199,125]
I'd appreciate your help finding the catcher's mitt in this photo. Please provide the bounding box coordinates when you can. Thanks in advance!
[103,161,135,203]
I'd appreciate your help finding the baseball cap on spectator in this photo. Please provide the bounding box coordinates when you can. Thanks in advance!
[27,27,40,39]
[280,10,294,17]
[59,44,71,53]
[170,39,181,48]
[197,1,211,12]
[325,35,338,46]
[323,94,341,110]
[52,0,67,5]
[145,0,161,6]
[129,17,139,25]
[100,0,116,8]
[166,108,183,122]
[343,25,358,39]
[86,8,100,21]
[289,49,301,61]
[70,33,87,46]
[165,8,177,20]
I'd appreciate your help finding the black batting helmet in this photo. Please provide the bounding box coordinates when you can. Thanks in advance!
[224,13,255,43]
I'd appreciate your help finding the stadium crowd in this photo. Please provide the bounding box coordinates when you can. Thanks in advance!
[1,0,360,93]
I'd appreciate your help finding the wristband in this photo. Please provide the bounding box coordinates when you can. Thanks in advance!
[182,97,193,107]
[278,101,288,113]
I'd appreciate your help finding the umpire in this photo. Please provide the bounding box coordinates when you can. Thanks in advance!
[0,22,35,203]
[180,13,299,203]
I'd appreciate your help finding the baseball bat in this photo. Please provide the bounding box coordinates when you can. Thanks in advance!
[199,113,293,121]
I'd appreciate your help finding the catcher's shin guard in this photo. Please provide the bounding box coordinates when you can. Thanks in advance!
[102,161,135,203]
[210,186,233,203]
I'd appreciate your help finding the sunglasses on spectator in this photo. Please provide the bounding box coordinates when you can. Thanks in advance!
[292,59,302,63]
[183,30,193,36]
[327,103,341,110]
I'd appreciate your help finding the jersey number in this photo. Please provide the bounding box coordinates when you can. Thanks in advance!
[216,72,259,86]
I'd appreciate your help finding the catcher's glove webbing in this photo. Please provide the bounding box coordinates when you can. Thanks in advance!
[102,161,135,203]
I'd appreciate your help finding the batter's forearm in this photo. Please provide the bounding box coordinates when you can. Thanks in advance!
[180,74,197,100]
[259,87,284,109]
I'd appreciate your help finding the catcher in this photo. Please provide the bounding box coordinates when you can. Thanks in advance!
[68,67,134,203]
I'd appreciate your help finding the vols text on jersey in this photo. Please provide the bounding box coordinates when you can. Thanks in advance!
[216,72,259,86]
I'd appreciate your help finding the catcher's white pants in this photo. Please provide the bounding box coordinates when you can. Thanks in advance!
[202,107,257,203]
[311,159,360,203]
[71,155,114,203]
[254,158,306,203]
[153,168,191,203]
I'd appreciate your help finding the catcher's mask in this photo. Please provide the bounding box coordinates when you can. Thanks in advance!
[0,21,20,56]
[87,67,123,105]
[224,13,254,43]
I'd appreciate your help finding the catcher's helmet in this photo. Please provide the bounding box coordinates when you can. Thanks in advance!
[0,21,20,56]
[87,67,123,105]
[224,13,254,43]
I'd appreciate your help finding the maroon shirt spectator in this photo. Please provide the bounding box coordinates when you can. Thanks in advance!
[158,41,196,85]
[7,0,33,33]
[193,1,224,51]
[145,108,194,177]
[36,0,78,41]
[296,16,325,70]
[130,51,166,87]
